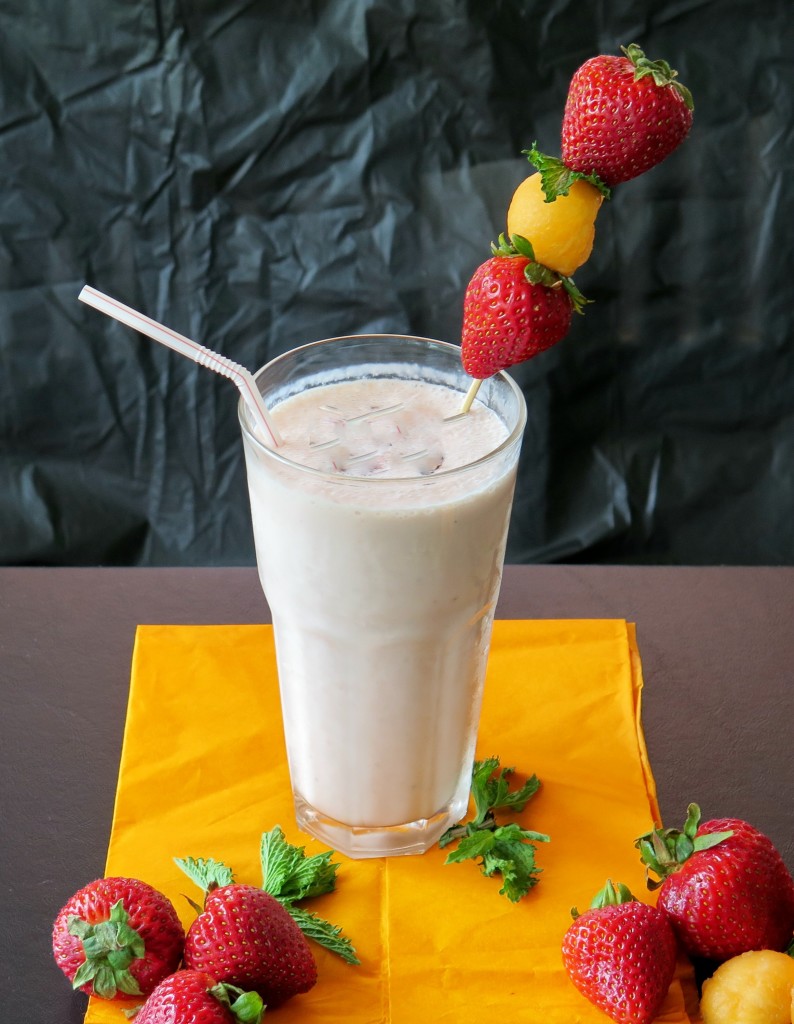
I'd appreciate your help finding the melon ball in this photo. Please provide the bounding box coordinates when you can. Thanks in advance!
[700,949,794,1024]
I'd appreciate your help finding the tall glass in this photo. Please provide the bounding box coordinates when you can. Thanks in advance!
[239,335,526,858]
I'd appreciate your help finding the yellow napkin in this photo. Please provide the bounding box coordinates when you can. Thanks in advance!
[86,620,700,1023]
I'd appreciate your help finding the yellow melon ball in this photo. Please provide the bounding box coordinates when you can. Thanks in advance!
[700,949,794,1024]
[506,172,603,277]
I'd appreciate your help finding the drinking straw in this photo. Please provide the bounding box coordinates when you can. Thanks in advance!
[78,286,282,447]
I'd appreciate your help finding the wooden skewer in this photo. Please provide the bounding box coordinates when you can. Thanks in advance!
[459,378,483,415]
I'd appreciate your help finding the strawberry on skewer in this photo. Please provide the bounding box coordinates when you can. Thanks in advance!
[561,43,694,188]
[460,234,588,390]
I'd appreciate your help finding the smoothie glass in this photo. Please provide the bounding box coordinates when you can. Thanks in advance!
[239,335,526,858]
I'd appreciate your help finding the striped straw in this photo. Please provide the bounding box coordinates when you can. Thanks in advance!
[78,285,282,447]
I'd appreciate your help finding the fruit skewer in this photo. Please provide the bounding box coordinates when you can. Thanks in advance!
[458,43,694,411]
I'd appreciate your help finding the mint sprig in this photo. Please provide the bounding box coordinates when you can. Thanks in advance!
[440,757,549,902]
[259,825,359,965]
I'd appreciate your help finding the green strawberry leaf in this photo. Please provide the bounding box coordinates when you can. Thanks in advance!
[71,959,99,988]
[674,832,695,862]
[560,275,591,315]
[589,879,636,908]
[524,142,611,201]
[508,234,537,261]
[114,969,145,997]
[92,964,120,1000]
[174,856,235,896]
[228,990,266,1024]
[692,830,734,852]
[524,260,560,288]
[683,802,701,839]
[211,984,265,1024]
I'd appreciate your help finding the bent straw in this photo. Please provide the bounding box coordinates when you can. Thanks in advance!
[78,286,282,447]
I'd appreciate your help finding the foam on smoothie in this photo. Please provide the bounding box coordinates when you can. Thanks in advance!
[270,378,508,478]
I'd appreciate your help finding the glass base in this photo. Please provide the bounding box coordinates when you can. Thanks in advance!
[293,791,468,859]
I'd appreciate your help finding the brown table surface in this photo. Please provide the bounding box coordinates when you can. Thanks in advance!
[2,565,792,1022]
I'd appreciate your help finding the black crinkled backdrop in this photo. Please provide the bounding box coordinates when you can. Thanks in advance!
[1,0,792,566]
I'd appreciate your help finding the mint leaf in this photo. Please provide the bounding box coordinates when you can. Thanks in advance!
[260,824,338,902]
[287,905,360,965]
[174,856,235,896]
[441,757,548,901]
[445,829,496,864]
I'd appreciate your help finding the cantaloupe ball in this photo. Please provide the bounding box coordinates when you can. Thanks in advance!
[506,173,603,277]
[700,949,794,1024]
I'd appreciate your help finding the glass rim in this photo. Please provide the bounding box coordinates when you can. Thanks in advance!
[238,333,527,483]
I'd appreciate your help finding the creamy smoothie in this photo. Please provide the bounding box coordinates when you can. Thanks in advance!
[240,336,525,857]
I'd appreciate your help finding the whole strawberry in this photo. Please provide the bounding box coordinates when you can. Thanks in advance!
[461,234,585,379]
[561,880,678,1024]
[52,876,185,999]
[135,970,264,1024]
[636,803,794,961]
[562,43,694,187]
[183,883,317,1007]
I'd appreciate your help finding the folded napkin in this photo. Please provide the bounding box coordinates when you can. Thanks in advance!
[86,620,700,1023]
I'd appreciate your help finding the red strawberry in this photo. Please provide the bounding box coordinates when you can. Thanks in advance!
[52,876,184,1000]
[461,235,583,379]
[637,803,794,961]
[135,970,264,1024]
[183,883,317,1007]
[561,880,678,1024]
[562,43,694,187]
